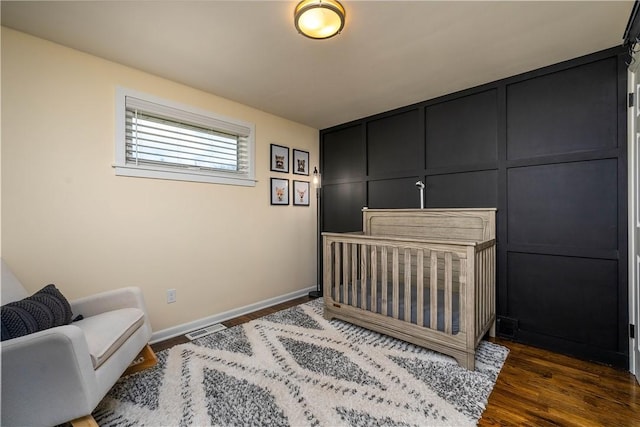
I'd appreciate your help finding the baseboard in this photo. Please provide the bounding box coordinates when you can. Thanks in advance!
[150,286,315,343]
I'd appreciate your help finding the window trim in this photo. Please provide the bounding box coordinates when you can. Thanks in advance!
[114,87,256,187]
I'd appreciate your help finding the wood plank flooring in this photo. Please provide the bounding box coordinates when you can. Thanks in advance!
[151,297,640,426]
[480,337,640,426]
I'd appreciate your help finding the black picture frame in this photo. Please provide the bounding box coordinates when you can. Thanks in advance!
[270,144,289,173]
[292,149,310,176]
[270,178,289,205]
[293,180,310,206]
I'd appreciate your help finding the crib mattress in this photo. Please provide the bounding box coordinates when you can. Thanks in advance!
[334,281,460,334]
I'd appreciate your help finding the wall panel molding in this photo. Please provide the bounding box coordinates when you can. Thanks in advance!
[319,45,628,368]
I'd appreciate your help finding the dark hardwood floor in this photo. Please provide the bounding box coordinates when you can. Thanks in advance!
[151,297,640,426]
[480,337,640,426]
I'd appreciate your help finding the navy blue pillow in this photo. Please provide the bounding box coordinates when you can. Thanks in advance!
[1,284,73,341]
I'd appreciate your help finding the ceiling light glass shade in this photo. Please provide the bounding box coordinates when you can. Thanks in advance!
[294,0,345,40]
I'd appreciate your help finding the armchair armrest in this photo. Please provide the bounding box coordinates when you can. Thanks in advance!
[1,325,99,425]
[70,286,148,318]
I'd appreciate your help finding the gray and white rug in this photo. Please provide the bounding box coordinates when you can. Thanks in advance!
[94,299,508,426]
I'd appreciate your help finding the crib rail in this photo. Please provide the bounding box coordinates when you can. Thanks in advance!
[322,233,496,354]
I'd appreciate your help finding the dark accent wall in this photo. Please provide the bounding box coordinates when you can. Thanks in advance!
[320,47,628,368]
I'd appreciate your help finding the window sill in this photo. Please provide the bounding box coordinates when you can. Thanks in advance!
[114,164,257,187]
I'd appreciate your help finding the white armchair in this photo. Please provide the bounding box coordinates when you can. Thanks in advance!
[1,260,155,426]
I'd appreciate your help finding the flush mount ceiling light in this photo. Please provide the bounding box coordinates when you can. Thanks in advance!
[294,0,345,40]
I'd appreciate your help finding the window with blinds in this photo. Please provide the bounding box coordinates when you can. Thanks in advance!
[114,88,256,186]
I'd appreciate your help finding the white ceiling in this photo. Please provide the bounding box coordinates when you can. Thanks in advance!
[1,1,634,130]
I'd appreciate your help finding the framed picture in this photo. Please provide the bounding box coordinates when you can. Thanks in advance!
[270,144,289,173]
[293,180,310,206]
[270,178,289,205]
[292,149,310,176]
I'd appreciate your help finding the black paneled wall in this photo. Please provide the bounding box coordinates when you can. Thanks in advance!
[320,47,628,368]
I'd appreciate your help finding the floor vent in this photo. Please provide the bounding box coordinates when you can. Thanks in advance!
[185,324,227,340]
[496,316,518,338]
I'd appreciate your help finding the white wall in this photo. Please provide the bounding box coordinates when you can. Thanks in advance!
[1,27,319,332]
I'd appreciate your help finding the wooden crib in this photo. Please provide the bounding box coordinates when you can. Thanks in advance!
[322,208,496,370]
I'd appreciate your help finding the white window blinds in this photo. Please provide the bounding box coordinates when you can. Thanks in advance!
[115,89,255,186]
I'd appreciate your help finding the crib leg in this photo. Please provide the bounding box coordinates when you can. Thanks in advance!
[460,353,476,371]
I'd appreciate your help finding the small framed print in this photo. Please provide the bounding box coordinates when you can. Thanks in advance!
[270,178,289,205]
[293,181,310,206]
[292,149,310,176]
[270,144,289,173]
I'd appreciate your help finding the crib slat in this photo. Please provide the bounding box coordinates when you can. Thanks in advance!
[371,245,377,313]
[430,250,438,329]
[444,252,452,334]
[477,249,481,330]
[459,258,467,333]
[351,243,358,307]
[476,250,487,330]
[343,243,349,304]
[404,248,411,322]
[483,247,488,325]
[481,249,485,327]
[392,247,399,319]
[480,250,484,330]
[416,249,424,327]
[325,240,332,299]
[360,244,368,310]
[475,249,480,331]
[483,248,488,326]
[381,246,388,316]
[334,243,341,302]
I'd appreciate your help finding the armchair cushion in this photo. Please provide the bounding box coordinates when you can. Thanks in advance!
[1,284,73,341]
[73,307,145,369]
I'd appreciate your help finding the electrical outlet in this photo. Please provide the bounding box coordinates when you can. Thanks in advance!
[167,289,177,304]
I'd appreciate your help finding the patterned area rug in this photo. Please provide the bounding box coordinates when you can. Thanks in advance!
[94,299,508,426]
